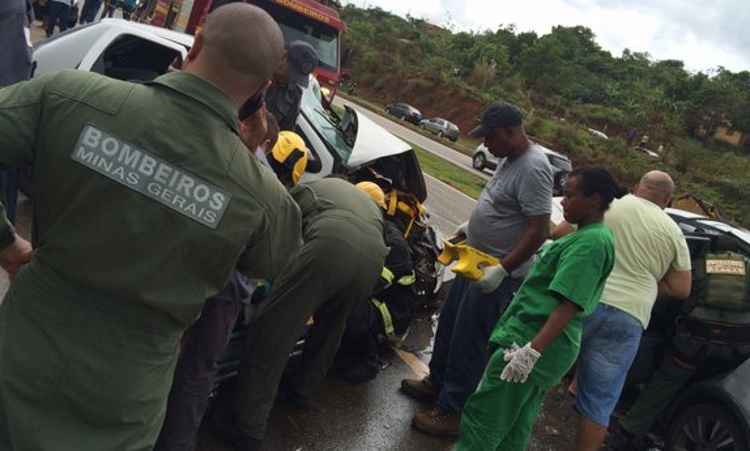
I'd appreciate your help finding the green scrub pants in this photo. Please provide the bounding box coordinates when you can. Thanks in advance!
[455,348,547,451]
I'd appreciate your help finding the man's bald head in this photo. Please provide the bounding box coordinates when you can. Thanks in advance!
[184,3,285,106]
[634,170,675,208]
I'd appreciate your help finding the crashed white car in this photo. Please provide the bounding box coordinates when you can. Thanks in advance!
[32,19,427,202]
[32,19,442,299]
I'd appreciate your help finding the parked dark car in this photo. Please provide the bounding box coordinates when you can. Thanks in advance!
[614,208,750,451]
[385,102,422,125]
[419,117,460,142]
[474,143,572,195]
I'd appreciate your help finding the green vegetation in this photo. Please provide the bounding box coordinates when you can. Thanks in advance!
[339,5,750,224]
[411,145,485,200]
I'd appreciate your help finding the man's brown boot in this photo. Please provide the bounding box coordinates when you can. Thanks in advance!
[400,376,439,403]
[412,406,460,437]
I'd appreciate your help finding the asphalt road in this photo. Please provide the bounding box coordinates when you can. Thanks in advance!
[332,97,490,181]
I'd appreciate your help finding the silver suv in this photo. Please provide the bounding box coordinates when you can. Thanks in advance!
[472,143,572,195]
[419,117,460,142]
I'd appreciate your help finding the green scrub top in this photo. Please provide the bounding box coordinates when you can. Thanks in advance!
[490,222,615,387]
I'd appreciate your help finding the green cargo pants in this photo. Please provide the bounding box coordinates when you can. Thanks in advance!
[621,350,696,436]
[455,348,547,451]
[233,226,386,439]
[0,265,181,451]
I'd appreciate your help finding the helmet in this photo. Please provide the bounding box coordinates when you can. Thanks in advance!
[270,131,309,186]
[356,181,386,209]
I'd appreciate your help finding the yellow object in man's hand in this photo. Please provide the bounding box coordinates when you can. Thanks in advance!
[438,240,499,281]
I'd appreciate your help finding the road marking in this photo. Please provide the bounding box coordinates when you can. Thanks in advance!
[396,349,430,379]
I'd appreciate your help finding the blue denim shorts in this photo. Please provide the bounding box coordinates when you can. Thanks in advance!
[575,303,643,427]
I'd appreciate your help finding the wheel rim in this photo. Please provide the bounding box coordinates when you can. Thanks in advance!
[674,414,738,451]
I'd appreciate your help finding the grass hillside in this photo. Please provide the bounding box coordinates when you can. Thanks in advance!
[339,5,750,224]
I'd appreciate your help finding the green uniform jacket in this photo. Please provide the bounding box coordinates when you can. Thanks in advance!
[0,70,301,451]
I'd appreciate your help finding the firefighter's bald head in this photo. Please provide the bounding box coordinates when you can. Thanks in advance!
[183,3,285,107]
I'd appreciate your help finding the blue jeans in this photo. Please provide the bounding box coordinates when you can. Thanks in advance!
[576,303,643,427]
[429,275,522,413]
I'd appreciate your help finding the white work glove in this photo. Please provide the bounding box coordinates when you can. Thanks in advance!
[500,342,541,384]
[476,264,508,294]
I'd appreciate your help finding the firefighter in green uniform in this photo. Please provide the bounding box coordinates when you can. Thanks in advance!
[215,177,389,451]
[0,5,302,451]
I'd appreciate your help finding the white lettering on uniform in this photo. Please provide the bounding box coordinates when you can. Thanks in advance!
[176,175,195,197]
[112,166,126,180]
[193,184,210,202]
[82,127,102,148]
[210,192,226,210]
[147,182,161,196]
[101,137,119,156]
[119,145,142,169]
[161,188,174,202]
[139,155,157,176]
[76,146,96,163]
[173,194,186,208]
[154,163,172,184]
[72,125,231,229]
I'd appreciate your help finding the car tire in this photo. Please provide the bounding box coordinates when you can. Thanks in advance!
[666,403,749,451]
[472,153,486,170]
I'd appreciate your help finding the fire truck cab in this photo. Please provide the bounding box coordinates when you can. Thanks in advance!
[150,0,345,103]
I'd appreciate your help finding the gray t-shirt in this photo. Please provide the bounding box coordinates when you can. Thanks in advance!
[466,144,553,277]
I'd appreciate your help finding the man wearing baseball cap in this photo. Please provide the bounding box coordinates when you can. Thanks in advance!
[266,40,319,131]
[401,102,554,436]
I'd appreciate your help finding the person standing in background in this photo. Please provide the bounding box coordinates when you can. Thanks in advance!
[0,0,35,224]
[45,0,74,36]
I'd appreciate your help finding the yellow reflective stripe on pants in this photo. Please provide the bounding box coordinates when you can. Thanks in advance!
[396,272,416,286]
[371,299,395,337]
[381,267,395,285]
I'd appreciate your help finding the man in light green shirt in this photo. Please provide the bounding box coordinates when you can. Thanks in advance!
[565,171,692,451]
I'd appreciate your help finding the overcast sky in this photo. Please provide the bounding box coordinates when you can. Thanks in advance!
[343,0,750,73]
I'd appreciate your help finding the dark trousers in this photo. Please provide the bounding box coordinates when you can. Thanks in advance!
[429,275,522,413]
[154,273,250,451]
[234,233,384,439]
[45,2,70,37]
[79,0,102,23]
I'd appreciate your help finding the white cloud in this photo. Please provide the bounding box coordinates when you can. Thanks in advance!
[343,0,750,73]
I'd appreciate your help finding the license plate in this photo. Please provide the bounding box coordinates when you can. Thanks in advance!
[706,259,747,276]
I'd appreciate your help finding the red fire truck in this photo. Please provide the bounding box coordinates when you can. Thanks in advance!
[149,0,346,102]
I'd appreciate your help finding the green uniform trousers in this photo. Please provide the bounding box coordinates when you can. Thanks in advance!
[621,351,695,436]
[455,348,547,451]
[234,227,385,439]
[0,264,181,451]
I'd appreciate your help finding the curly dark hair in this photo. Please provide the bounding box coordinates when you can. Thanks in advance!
[568,167,627,212]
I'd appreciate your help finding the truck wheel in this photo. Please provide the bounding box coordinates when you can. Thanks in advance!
[473,153,486,170]
[667,403,748,451]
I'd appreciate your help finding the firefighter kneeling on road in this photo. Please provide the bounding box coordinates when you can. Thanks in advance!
[335,181,417,384]
[212,163,389,451]
[155,124,306,451]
